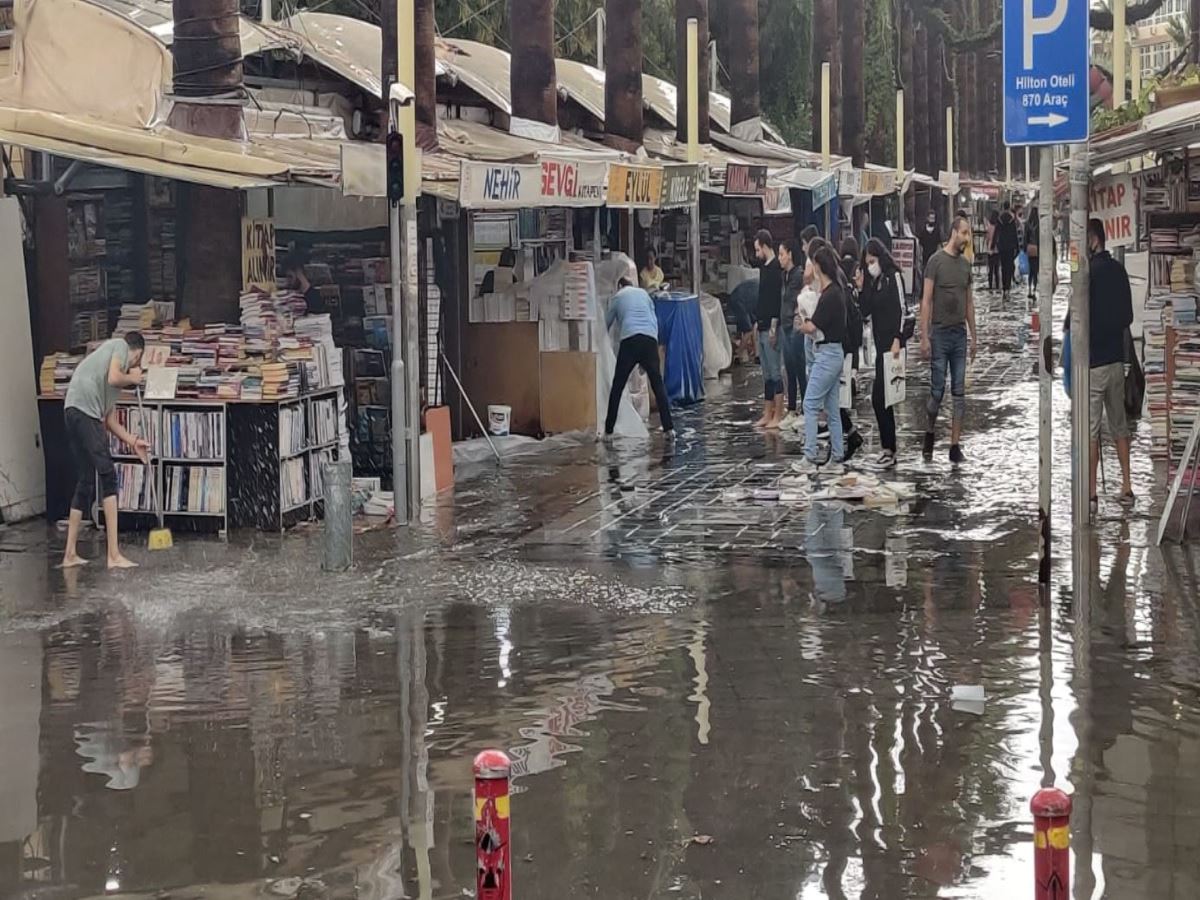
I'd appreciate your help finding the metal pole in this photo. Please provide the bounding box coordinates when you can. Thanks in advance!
[687,18,701,294]
[1113,0,1127,107]
[321,459,353,570]
[945,105,954,222]
[709,40,718,92]
[385,0,422,522]
[1069,144,1091,529]
[1006,147,1012,186]
[1038,146,1054,585]
[896,89,905,234]
[1025,146,1031,185]
[596,8,604,70]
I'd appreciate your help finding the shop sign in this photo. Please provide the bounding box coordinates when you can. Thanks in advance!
[1090,172,1137,249]
[838,169,862,196]
[725,164,768,197]
[241,217,276,292]
[607,163,664,208]
[810,174,838,210]
[459,159,608,209]
[762,185,792,216]
[860,170,897,196]
[661,165,701,208]
[892,237,917,296]
[939,170,960,195]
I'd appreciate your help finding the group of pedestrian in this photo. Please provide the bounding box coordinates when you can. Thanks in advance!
[982,202,1045,300]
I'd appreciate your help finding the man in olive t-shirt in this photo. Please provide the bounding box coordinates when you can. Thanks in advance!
[919,217,977,464]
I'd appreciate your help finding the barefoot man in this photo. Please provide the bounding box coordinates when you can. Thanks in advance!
[61,332,148,569]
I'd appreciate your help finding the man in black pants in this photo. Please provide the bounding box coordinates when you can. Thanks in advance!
[604,268,673,438]
[61,331,148,569]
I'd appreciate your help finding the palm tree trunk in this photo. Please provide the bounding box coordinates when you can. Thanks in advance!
[728,0,761,137]
[840,0,866,166]
[510,0,558,127]
[414,0,437,132]
[811,0,841,154]
[676,0,711,145]
[900,4,914,169]
[928,32,945,172]
[914,23,930,175]
[605,0,644,146]
[1192,0,1200,64]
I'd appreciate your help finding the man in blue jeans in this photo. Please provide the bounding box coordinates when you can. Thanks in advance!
[753,229,785,428]
[920,216,977,464]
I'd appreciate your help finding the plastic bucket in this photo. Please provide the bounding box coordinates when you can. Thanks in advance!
[487,404,512,436]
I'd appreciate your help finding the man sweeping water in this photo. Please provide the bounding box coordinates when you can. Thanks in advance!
[61,332,148,569]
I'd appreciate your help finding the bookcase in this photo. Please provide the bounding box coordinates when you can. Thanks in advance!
[90,387,344,534]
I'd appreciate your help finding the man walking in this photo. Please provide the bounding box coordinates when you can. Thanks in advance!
[996,202,1020,299]
[753,229,784,428]
[920,216,977,464]
[605,264,673,439]
[1085,218,1135,511]
[61,331,148,569]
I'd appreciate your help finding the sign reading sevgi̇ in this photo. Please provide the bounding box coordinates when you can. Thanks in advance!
[459,158,608,209]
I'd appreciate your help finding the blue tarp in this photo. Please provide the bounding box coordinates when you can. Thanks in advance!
[654,292,705,405]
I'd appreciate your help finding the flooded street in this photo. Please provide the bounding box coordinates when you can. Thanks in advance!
[3,288,1200,899]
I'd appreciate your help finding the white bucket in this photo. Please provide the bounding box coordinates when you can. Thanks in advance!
[487,404,512,436]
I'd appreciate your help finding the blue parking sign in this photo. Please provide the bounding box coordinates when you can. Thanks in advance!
[1003,0,1091,146]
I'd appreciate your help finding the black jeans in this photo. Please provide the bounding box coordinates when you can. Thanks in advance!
[1028,255,1040,294]
[606,334,674,434]
[1001,254,1016,293]
[65,407,115,512]
[987,253,1001,290]
[872,351,897,453]
[782,328,807,412]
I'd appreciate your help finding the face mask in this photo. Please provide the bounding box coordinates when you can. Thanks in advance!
[868,262,882,278]
[926,223,935,231]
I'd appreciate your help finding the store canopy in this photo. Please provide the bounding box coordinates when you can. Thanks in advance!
[1090,100,1200,168]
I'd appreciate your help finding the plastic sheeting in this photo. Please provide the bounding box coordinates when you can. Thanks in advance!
[699,292,733,380]
[654,293,706,404]
[2,0,171,129]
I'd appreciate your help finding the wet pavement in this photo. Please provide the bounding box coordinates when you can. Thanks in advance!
[3,283,1200,898]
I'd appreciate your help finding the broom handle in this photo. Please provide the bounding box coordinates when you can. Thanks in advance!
[135,387,163,528]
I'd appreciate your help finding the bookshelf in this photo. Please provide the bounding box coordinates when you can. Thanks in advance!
[80,388,344,534]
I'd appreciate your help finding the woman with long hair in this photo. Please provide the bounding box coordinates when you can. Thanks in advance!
[859,238,906,470]
[986,210,1001,292]
[795,246,848,473]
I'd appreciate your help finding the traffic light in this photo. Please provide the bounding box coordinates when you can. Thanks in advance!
[386,130,404,205]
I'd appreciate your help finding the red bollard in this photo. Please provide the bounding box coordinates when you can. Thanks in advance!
[474,750,512,900]
[1031,787,1072,899]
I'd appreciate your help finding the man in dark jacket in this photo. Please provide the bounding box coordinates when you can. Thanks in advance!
[996,203,1021,299]
[1086,218,1135,512]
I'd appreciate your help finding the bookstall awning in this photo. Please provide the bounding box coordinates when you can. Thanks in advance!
[1089,99,1200,168]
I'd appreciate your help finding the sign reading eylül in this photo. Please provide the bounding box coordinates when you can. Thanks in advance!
[607,164,664,209]
[724,164,768,197]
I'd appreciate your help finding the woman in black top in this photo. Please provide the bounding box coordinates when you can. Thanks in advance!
[858,238,905,468]
[837,237,865,459]
[796,246,848,471]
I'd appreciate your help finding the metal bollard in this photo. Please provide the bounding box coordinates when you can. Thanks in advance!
[1031,787,1072,899]
[473,749,512,900]
[321,459,353,571]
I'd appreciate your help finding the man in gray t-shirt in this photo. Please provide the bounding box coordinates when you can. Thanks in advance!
[919,217,977,465]
[62,333,147,570]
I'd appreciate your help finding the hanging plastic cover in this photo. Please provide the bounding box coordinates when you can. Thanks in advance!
[699,292,732,379]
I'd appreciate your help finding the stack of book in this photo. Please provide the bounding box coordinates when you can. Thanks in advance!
[260,362,299,400]
[310,396,339,446]
[113,462,154,512]
[114,302,157,335]
[164,410,224,459]
[40,353,83,395]
[279,404,306,456]
[281,457,307,509]
[1173,324,1200,460]
[294,314,345,389]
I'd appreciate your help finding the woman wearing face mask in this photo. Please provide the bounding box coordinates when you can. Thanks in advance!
[794,246,848,474]
[858,238,906,470]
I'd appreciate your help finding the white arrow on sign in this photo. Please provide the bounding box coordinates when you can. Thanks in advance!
[1028,112,1069,127]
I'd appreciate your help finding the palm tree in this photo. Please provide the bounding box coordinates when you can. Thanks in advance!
[811,0,842,155]
[605,0,644,146]
[840,0,866,166]
[727,0,761,136]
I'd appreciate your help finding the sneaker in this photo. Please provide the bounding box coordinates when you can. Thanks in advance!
[780,412,799,430]
[862,451,896,472]
[922,432,935,461]
[792,457,822,476]
[818,423,830,438]
[844,431,864,462]
[663,429,676,442]
[821,461,846,477]
[785,413,805,432]
[949,444,966,464]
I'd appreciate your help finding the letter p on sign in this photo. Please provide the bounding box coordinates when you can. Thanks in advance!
[1024,0,1069,69]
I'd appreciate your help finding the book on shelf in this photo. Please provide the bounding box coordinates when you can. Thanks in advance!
[108,406,161,455]
[164,410,224,459]
[279,405,306,456]
[281,457,307,509]
[310,397,340,446]
[113,462,154,512]
[165,465,224,514]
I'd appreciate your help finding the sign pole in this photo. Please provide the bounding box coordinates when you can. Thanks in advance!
[1038,145,1054,585]
[896,89,905,233]
[686,18,701,294]
[945,106,954,222]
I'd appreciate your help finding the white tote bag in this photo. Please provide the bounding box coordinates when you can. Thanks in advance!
[839,353,853,409]
[884,349,907,409]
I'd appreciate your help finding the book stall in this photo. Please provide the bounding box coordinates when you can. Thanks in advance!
[1090,104,1200,537]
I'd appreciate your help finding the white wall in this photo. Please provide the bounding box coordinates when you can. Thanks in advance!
[0,196,46,522]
